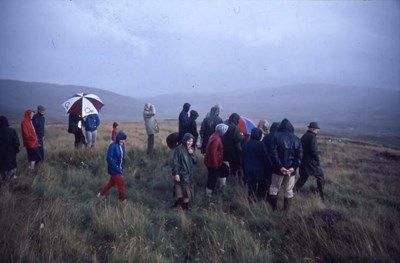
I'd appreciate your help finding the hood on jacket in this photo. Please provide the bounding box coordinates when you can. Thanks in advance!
[24,109,34,120]
[144,103,153,111]
[182,102,191,112]
[190,110,199,120]
[215,123,229,137]
[182,132,195,144]
[0,115,10,128]
[250,127,263,141]
[278,118,294,134]
[209,106,218,117]
[269,122,280,135]
[213,104,223,116]
[228,113,240,126]
[115,131,127,143]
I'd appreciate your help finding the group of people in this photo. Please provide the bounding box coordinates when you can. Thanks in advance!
[169,102,325,211]
[0,102,324,212]
[0,105,46,185]
[68,112,101,148]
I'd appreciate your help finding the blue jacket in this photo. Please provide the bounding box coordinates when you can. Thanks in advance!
[270,119,303,176]
[178,103,191,143]
[107,131,127,176]
[84,114,100,132]
[32,112,45,139]
[242,128,272,181]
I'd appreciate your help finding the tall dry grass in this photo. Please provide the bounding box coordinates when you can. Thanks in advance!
[1,121,399,262]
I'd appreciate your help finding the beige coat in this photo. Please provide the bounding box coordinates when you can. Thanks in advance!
[143,103,159,135]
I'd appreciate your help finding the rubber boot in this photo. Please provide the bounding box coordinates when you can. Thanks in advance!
[218,177,226,188]
[317,181,325,201]
[181,202,189,211]
[283,198,291,211]
[206,188,213,198]
[147,134,154,154]
[269,195,278,211]
[171,198,183,209]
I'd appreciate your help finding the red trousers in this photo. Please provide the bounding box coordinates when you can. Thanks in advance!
[100,175,125,200]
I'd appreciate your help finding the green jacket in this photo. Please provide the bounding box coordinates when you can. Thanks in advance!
[171,133,198,185]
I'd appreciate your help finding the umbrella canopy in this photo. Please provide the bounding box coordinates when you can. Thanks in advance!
[62,93,104,118]
[224,116,256,135]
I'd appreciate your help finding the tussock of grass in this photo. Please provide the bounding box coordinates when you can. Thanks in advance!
[1,121,400,262]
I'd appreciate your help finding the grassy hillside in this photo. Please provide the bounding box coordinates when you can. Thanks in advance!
[1,122,400,262]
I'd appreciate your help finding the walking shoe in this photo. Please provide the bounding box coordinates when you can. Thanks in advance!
[97,192,105,200]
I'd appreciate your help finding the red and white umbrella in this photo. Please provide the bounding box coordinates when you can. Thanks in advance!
[62,93,104,117]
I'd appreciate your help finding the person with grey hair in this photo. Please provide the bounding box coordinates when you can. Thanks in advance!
[143,103,159,154]
[204,123,229,197]
[257,119,270,140]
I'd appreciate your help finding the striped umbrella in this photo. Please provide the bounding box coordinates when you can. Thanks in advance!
[62,93,104,117]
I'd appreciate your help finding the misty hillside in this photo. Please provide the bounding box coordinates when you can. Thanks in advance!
[0,79,399,137]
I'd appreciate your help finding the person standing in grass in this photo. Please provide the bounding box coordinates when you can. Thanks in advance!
[97,131,127,202]
[294,122,325,200]
[199,104,223,154]
[32,105,46,161]
[111,122,119,142]
[143,103,159,154]
[21,109,42,170]
[222,113,244,184]
[269,118,303,211]
[262,122,280,195]
[0,116,20,185]
[177,102,191,143]
[68,114,87,148]
[171,133,198,210]
[187,110,199,149]
[83,113,100,148]
[257,119,270,140]
[204,123,229,197]
[242,127,273,204]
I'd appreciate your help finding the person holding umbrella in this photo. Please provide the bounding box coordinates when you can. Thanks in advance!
[62,93,104,148]
[68,114,86,148]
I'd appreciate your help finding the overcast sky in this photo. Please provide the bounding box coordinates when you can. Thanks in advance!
[0,0,399,97]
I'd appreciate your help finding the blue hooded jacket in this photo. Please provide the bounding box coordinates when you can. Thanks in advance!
[270,119,303,176]
[242,128,272,181]
[84,114,100,132]
[107,131,127,175]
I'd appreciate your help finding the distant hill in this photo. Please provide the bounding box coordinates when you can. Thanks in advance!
[1,79,399,137]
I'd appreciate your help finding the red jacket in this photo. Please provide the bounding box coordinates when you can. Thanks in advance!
[204,132,224,168]
[21,109,40,148]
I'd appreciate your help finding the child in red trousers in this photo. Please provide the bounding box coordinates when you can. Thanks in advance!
[98,131,127,201]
